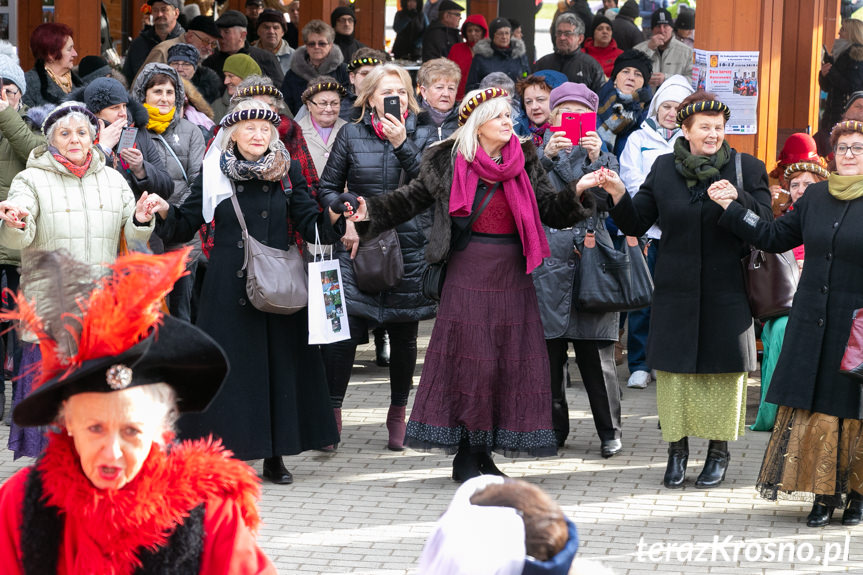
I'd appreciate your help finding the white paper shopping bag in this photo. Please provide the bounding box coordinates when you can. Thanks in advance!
[307,231,351,344]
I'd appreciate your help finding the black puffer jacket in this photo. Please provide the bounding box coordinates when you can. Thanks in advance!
[318,111,437,323]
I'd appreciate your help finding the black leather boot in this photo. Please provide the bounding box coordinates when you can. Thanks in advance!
[475,452,507,476]
[663,437,688,489]
[374,328,390,367]
[843,492,863,526]
[262,457,294,485]
[452,439,482,483]
[695,440,729,488]
[807,494,835,527]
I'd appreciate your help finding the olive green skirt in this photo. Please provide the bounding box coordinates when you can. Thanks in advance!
[655,370,747,442]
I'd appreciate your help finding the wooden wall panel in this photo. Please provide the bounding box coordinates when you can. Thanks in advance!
[354,0,387,50]
[694,0,783,163]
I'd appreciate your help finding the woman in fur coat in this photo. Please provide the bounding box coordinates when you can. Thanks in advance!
[347,87,594,481]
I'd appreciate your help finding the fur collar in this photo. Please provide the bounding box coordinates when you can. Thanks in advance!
[289,46,345,81]
[34,432,262,575]
[182,77,214,120]
[472,37,526,59]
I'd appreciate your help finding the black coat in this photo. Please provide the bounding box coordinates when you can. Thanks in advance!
[123,24,184,85]
[416,106,459,148]
[317,112,437,324]
[281,47,351,115]
[159,160,343,459]
[532,51,605,94]
[422,20,461,62]
[720,185,863,419]
[820,44,863,132]
[465,38,531,93]
[334,33,366,63]
[612,15,644,52]
[609,151,773,373]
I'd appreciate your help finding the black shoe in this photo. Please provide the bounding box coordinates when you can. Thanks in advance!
[475,452,507,476]
[695,440,729,488]
[452,446,482,483]
[554,430,567,448]
[843,493,863,526]
[374,330,390,367]
[807,495,835,527]
[663,437,688,489]
[262,457,294,485]
[601,438,622,458]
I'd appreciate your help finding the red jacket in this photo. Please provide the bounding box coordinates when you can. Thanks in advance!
[582,38,623,79]
[448,14,488,99]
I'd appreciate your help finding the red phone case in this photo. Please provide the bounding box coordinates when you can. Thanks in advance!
[551,113,597,143]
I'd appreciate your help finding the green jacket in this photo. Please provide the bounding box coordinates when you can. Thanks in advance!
[0,105,45,266]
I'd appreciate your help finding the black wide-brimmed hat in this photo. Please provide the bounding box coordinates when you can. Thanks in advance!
[7,249,229,427]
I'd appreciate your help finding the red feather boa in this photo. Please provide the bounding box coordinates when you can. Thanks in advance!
[36,432,262,574]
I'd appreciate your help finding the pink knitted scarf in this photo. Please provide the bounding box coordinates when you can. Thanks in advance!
[450,134,549,273]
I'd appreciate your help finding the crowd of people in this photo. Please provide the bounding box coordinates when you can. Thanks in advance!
[0,0,860,571]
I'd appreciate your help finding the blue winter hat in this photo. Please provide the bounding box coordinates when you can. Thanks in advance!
[167,43,201,67]
[530,69,567,90]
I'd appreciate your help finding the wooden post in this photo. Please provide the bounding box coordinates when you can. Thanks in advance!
[694,0,783,164]
[353,0,387,51]
[56,0,103,70]
[467,0,497,31]
[300,0,343,37]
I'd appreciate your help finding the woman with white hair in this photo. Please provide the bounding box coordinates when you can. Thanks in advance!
[156,99,345,484]
[0,102,163,458]
[348,88,595,480]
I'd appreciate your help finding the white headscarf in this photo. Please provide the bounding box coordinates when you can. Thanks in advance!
[647,74,695,119]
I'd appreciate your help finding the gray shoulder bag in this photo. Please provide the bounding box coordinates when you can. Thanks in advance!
[230,181,307,314]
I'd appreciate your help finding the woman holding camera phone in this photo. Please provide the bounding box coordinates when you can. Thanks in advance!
[317,63,436,451]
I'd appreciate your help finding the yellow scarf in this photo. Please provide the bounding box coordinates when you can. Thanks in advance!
[827,172,863,201]
[143,103,175,134]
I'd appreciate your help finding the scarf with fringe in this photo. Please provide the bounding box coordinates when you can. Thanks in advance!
[220,138,290,182]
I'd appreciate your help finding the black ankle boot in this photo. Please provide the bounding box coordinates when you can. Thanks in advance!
[843,492,863,526]
[374,329,390,367]
[452,440,482,483]
[262,457,294,485]
[663,437,688,489]
[475,452,507,476]
[808,494,835,527]
[695,440,729,488]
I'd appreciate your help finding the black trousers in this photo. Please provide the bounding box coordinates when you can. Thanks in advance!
[547,338,622,442]
[321,315,418,408]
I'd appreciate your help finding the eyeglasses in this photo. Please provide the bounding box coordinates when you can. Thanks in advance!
[187,31,219,50]
[309,100,340,109]
[2,87,19,98]
[336,16,355,24]
[307,40,330,48]
[557,30,578,38]
[170,61,195,69]
[835,143,863,156]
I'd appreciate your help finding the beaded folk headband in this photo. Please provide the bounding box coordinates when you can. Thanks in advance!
[301,81,349,102]
[457,87,509,126]
[830,120,863,139]
[347,56,382,73]
[234,84,284,102]
[220,107,281,128]
[676,100,731,126]
[784,161,829,181]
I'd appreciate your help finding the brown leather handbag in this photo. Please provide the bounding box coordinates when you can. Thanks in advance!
[741,248,799,321]
[840,308,863,381]
[352,228,404,295]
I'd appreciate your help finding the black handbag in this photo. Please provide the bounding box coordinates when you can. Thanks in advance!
[421,184,498,301]
[353,228,405,294]
[575,223,654,313]
[741,248,800,320]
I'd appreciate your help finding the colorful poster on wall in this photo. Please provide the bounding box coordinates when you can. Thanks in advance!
[691,50,760,134]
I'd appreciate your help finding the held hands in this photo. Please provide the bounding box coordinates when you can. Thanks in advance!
[330,192,359,215]
[381,113,407,148]
[342,220,360,259]
[706,179,737,209]
[575,166,626,201]
[135,191,169,223]
[0,201,29,229]
[350,196,368,222]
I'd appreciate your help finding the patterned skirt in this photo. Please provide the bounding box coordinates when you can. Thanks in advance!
[8,342,49,459]
[757,406,863,507]
[655,370,747,443]
[404,238,557,458]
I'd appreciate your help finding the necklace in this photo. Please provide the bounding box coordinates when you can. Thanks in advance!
[492,155,503,164]
[44,63,73,93]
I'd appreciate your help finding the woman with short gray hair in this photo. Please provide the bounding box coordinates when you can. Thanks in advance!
[0,101,164,459]
[281,19,350,114]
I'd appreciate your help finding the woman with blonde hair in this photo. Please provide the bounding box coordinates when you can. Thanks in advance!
[317,63,436,452]
[348,88,594,480]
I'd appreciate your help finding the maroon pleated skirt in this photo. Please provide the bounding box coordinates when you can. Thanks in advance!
[405,237,557,458]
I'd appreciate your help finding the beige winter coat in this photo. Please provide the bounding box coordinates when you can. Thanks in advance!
[0,146,154,340]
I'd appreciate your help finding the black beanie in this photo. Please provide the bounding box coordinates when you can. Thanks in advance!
[331,6,356,27]
[618,0,639,19]
[592,14,613,32]
[611,49,653,83]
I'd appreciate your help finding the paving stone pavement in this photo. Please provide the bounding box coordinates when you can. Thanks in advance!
[1,319,863,573]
